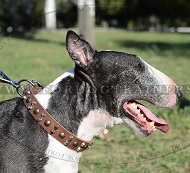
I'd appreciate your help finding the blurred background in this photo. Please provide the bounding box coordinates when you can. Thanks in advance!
[0,0,190,38]
[0,0,190,173]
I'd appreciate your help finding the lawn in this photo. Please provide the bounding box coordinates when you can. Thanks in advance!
[0,29,190,173]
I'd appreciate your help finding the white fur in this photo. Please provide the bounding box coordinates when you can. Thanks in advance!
[44,135,82,173]
[77,109,113,141]
[77,109,124,141]
[113,117,123,125]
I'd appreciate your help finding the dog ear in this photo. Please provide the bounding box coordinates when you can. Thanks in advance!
[79,34,86,40]
[66,30,95,68]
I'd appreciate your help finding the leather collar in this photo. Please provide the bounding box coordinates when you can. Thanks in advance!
[23,84,93,152]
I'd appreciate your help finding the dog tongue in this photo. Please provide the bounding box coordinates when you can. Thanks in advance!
[137,103,169,133]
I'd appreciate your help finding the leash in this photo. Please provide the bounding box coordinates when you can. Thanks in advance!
[0,71,93,152]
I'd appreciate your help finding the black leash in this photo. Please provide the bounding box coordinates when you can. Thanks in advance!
[0,70,44,97]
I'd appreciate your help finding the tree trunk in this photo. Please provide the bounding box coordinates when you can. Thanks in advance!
[44,0,56,31]
[78,0,95,46]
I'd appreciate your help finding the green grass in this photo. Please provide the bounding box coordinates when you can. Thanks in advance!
[0,29,190,173]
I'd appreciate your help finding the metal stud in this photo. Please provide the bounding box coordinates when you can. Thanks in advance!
[33,108,40,114]
[64,140,69,146]
[41,112,45,117]
[50,130,55,135]
[76,147,81,152]
[54,125,59,130]
[81,142,86,148]
[26,97,31,103]
[73,141,79,147]
[36,117,42,122]
[44,120,51,127]
[59,132,65,139]
[27,106,32,110]
[69,135,73,140]
[26,90,30,95]
[31,101,36,105]
[22,96,27,99]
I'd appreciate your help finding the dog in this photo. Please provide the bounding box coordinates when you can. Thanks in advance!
[0,30,182,173]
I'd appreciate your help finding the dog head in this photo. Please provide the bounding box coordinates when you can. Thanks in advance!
[66,30,182,137]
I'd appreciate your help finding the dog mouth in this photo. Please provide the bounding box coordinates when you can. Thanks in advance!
[122,101,169,135]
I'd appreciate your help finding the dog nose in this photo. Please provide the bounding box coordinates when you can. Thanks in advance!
[176,87,183,99]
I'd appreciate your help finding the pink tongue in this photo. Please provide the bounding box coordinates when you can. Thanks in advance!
[137,103,169,133]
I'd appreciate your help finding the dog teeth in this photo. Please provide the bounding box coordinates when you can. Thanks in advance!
[130,102,137,109]
[149,121,156,131]
[140,114,144,117]
[149,121,155,126]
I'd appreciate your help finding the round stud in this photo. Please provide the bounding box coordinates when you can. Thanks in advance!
[26,90,30,95]
[59,132,65,139]
[44,120,51,127]
[33,108,40,114]
[73,141,79,147]
[26,97,31,103]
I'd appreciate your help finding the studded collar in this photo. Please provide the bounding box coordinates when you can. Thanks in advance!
[23,84,93,152]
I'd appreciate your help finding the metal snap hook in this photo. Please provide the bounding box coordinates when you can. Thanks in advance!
[16,79,35,97]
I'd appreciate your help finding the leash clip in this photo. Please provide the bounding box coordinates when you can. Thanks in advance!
[0,71,20,88]
[0,71,44,98]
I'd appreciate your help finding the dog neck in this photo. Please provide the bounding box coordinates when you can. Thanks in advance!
[35,69,121,173]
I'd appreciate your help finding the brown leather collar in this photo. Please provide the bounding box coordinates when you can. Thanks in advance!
[23,84,93,152]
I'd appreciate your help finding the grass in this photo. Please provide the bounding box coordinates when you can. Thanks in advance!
[0,29,190,173]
